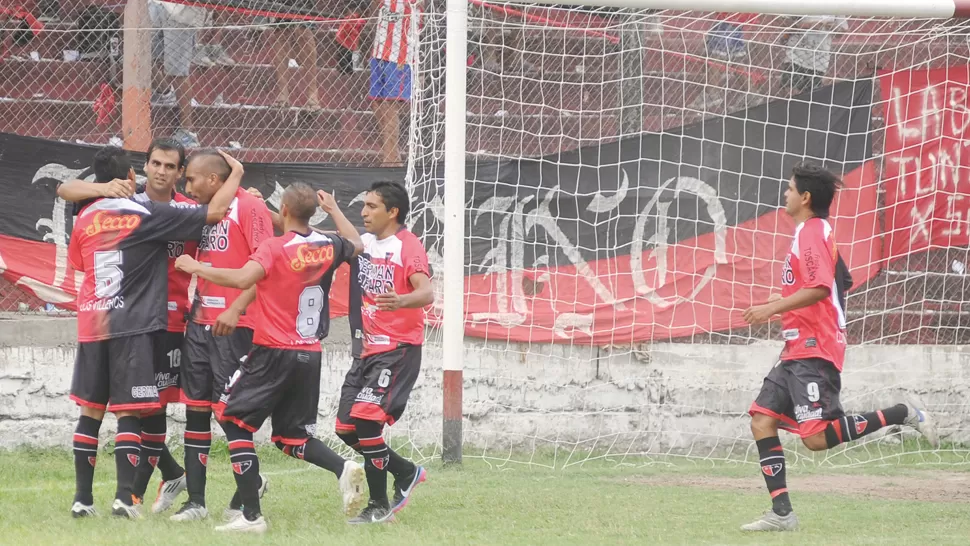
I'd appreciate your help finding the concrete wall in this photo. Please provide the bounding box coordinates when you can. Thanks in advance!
[2,316,968,457]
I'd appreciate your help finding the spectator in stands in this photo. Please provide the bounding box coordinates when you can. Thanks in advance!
[192,9,235,68]
[270,19,322,111]
[692,13,757,110]
[149,0,205,147]
[367,0,419,165]
[778,15,848,96]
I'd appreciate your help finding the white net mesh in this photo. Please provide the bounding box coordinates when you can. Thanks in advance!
[407,7,970,467]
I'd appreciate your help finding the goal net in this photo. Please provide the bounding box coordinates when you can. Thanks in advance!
[406,6,970,467]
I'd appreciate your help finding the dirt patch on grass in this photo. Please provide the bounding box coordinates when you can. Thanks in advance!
[628,471,970,503]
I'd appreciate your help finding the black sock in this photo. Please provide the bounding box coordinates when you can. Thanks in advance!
[224,422,262,521]
[387,447,416,482]
[755,436,791,516]
[183,411,212,506]
[132,414,165,499]
[824,404,909,448]
[114,416,142,505]
[278,439,346,478]
[73,415,102,505]
[157,445,184,482]
[336,432,362,453]
[356,419,389,507]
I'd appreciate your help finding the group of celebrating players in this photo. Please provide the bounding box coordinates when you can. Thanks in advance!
[60,136,945,534]
[61,138,432,533]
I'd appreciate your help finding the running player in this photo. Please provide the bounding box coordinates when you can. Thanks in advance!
[174,183,367,533]
[335,181,432,524]
[67,146,240,518]
[740,162,939,532]
[172,150,274,522]
[58,138,195,513]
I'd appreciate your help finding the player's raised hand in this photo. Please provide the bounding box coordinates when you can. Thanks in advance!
[101,178,135,198]
[374,290,402,311]
[316,190,338,214]
[174,254,200,274]
[246,187,264,200]
[218,150,244,174]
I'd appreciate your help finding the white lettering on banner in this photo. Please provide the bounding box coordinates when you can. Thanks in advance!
[885,76,970,251]
[630,176,728,309]
[428,170,729,331]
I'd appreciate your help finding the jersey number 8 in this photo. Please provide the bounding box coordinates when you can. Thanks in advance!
[297,286,325,338]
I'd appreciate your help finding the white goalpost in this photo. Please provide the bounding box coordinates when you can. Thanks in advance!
[404,0,970,467]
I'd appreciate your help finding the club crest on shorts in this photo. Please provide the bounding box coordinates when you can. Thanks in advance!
[372,455,389,471]
[88,456,97,468]
[295,444,306,460]
[761,463,783,477]
[127,454,140,467]
[232,460,253,475]
[199,453,208,467]
[148,456,160,468]
[853,415,868,435]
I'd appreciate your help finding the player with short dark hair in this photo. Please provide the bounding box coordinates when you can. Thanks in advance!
[739,161,939,532]
[170,149,275,522]
[334,180,432,525]
[175,184,367,533]
[58,137,197,514]
[67,147,241,519]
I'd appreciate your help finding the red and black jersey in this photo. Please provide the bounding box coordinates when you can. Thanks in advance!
[779,217,849,371]
[68,197,209,342]
[194,188,273,329]
[248,231,356,350]
[132,191,199,333]
[357,229,429,357]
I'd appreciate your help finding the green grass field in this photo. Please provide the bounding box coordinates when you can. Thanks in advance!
[2,445,969,546]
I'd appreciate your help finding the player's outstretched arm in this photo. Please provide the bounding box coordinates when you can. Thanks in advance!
[742,287,829,324]
[374,272,434,311]
[203,151,244,224]
[175,255,266,290]
[317,190,363,257]
[58,177,135,202]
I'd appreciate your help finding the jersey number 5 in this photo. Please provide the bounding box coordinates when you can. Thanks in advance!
[297,286,325,338]
[94,250,123,298]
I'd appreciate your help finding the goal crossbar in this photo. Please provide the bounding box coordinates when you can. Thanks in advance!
[502,0,970,19]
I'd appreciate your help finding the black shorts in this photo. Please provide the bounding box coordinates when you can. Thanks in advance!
[153,331,183,407]
[181,321,253,407]
[337,345,422,430]
[749,357,844,439]
[215,346,321,445]
[71,333,159,412]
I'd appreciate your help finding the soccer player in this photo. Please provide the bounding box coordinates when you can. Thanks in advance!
[740,162,940,532]
[58,138,197,513]
[171,150,274,522]
[334,181,432,524]
[67,146,241,519]
[174,184,367,533]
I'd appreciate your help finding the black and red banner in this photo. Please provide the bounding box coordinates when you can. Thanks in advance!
[0,79,878,344]
[880,65,970,261]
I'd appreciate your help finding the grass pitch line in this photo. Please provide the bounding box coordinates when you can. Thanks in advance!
[0,466,313,494]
